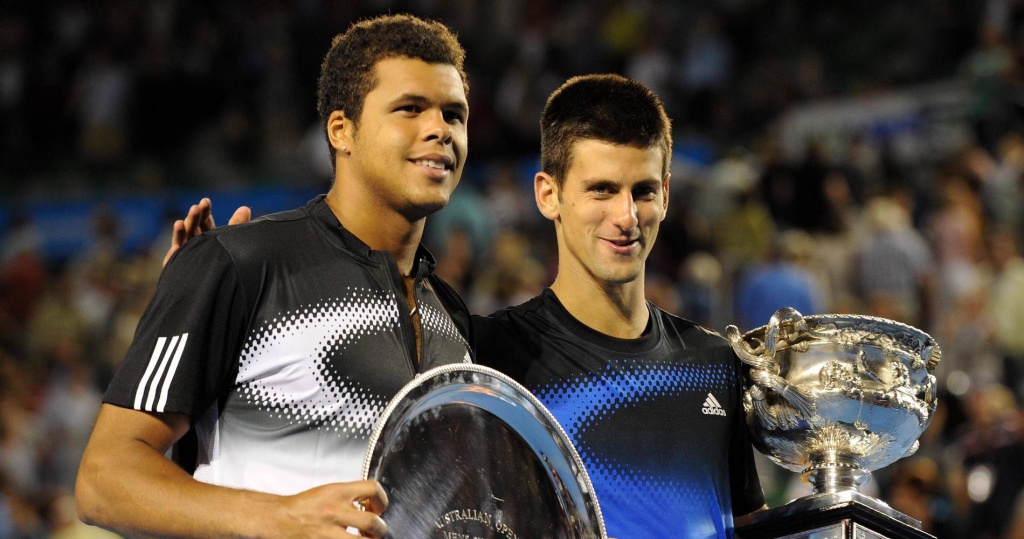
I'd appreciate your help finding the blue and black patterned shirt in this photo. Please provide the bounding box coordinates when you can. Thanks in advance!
[474,289,764,539]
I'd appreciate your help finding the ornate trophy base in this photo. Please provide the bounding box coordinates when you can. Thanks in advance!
[736,491,934,539]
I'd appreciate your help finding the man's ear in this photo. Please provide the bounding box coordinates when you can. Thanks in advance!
[661,172,670,221]
[535,172,560,221]
[327,110,354,155]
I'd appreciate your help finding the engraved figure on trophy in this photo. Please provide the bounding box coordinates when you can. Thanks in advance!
[726,307,942,539]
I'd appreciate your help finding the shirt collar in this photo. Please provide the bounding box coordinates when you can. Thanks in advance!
[307,194,437,277]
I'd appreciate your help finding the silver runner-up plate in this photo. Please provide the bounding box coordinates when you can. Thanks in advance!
[361,364,607,539]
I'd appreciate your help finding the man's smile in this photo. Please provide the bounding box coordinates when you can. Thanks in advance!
[410,154,455,179]
[601,236,641,254]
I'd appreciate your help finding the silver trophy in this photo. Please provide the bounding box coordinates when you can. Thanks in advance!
[726,308,940,539]
[362,364,607,538]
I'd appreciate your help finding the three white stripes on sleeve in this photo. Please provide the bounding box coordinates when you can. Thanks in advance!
[134,334,189,412]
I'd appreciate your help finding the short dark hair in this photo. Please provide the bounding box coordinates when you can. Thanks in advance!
[316,14,468,165]
[540,74,672,187]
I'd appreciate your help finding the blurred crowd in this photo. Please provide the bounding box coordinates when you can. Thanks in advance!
[2,1,1024,537]
[0,0,987,195]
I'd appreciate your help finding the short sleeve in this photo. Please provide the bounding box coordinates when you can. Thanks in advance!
[104,234,249,423]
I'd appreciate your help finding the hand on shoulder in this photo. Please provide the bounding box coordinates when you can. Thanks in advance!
[163,198,251,266]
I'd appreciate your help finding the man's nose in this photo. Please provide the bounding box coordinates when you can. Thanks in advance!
[423,111,452,143]
[612,193,639,230]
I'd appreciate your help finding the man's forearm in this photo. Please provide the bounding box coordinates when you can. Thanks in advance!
[76,405,386,538]
[76,433,286,538]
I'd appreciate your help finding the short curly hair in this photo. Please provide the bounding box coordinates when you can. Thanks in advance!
[540,74,672,188]
[316,14,468,167]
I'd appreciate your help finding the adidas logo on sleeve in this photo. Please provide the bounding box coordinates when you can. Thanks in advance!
[702,393,727,416]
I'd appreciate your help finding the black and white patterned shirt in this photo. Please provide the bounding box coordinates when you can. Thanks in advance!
[105,196,472,494]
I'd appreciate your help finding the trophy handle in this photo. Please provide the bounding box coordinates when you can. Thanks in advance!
[764,307,802,357]
[726,325,773,371]
[728,308,818,428]
[766,307,836,351]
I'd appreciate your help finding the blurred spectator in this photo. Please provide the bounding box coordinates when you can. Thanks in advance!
[713,153,775,270]
[644,271,681,316]
[844,134,884,200]
[625,36,674,116]
[481,162,537,232]
[65,210,133,350]
[426,183,494,262]
[937,270,1002,391]
[433,227,476,296]
[1009,487,1024,539]
[25,273,90,369]
[734,230,825,329]
[0,475,45,539]
[470,230,545,315]
[758,136,800,231]
[983,132,1024,231]
[929,174,986,301]
[184,100,259,189]
[883,457,963,537]
[38,359,103,492]
[0,216,46,355]
[790,141,832,233]
[675,251,723,329]
[0,11,29,176]
[854,196,934,327]
[0,352,42,497]
[987,226,1024,402]
[72,44,133,167]
[962,22,1018,153]
[810,166,868,315]
[100,257,155,382]
[678,11,733,133]
[951,384,1024,539]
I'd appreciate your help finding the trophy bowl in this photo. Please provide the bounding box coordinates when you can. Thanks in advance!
[362,364,607,539]
[726,307,940,506]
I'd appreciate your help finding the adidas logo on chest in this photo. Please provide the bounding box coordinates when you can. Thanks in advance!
[702,393,726,416]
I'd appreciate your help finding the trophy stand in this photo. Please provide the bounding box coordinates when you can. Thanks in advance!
[737,481,934,539]
[727,308,943,539]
